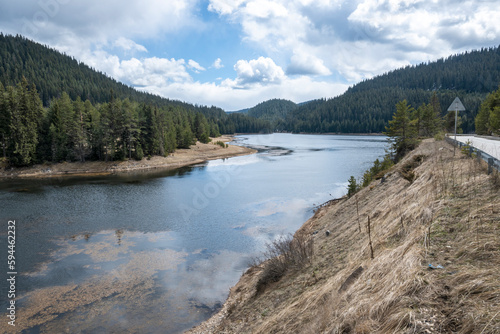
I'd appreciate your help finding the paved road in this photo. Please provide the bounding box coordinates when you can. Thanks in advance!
[453,135,500,160]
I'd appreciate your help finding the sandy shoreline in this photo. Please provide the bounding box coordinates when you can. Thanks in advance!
[0,135,256,179]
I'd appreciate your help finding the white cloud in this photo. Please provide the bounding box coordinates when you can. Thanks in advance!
[113,37,148,53]
[228,57,286,87]
[138,75,348,111]
[212,58,224,69]
[208,0,500,84]
[101,53,345,110]
[0,0,200,52]
[243,0,288,19]
[287,51,331,76]
[2,0,500,113]
[188,59,206,73]
[80,51,192,88]
[208,0,246,15]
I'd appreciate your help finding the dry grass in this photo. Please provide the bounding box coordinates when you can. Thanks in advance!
[187,139,500,334]
[253,232,314,295]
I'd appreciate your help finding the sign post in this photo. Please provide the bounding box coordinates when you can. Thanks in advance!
[447,97,466,155]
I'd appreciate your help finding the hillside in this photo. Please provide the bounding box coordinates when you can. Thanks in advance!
[247,99,298,129]
[0,34,181,108]
[242,47,499,134]
[0,34,271,136]
[189,139,500,333]
[0,34,272,167]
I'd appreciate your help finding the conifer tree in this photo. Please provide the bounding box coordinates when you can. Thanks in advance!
[347,176,358,197]
[72,97,89,162]
[121,99,140,160]
[384,100,418,161]
[48,92,74,161]
[420,95,443,137]
[483,86,500,134]
[9,78,42,166]
[475,100,491,135]
[87,100,102,160]
[0,82,10,158]
[430,92,443,132]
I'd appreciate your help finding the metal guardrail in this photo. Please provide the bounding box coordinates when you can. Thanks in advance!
[445,136,500,174]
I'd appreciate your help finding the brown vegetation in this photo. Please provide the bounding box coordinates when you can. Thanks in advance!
[188,139,500,334]
[253,232,314,296]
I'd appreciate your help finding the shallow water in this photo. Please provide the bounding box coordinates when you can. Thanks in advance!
[0,134,386,333]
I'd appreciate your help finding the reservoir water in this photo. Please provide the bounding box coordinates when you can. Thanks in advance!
[0,134,386,333]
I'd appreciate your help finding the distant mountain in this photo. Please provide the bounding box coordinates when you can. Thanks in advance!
[237,47,499,134]
[3,34,498,135]
[297,100,315,106]
[281,46,500,134]
[226,108,250,114]
[247,99,297,128]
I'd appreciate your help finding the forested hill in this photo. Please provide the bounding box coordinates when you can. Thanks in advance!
[349,48,500,94]
[0,34,273,167]
[0,34,271,135]
[282,46,500,134]
[0,34,186,108]
[247,99,298,124]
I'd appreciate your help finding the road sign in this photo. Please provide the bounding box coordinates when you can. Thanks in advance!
[447,97,466,111]
[448,97,466,155]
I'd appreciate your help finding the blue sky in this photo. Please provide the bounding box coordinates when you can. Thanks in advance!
[1,0,500,111]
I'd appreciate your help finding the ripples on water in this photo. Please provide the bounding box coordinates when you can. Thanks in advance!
[0,134,386,333]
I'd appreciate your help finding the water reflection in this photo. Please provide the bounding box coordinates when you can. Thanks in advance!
[0,134,387,333]
[9,229,243,333]
[0,164,204,193]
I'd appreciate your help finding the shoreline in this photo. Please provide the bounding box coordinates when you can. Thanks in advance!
[0,135,256,179]
[187,139,500,333]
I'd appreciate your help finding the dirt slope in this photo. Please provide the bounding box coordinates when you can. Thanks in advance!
[188,139,500,334]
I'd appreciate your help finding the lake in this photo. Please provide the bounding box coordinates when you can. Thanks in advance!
[0,134,386,333]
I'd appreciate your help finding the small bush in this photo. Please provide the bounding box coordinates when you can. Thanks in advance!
[460,140,474,156]
[255,232,313,294]
[434,131,445,141]
[215,141,227,148]
[361,155,394,187]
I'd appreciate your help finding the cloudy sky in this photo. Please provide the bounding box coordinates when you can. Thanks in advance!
[1,0,499,110]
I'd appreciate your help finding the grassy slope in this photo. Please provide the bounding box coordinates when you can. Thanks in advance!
[188,139,500,334]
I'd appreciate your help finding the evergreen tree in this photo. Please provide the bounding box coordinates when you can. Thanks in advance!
[121,98,140,160]
[475,99,491,135]
[194,112,211,143]
[177,113,195,149]
[87,100,102,160]
[0,82,10,158]
[347,176,358,198]
[419,94,444,137]
[487,87,500,134]
[72,97,89,162]
[9,78,42,166]
[412,103,424,136]
[48,92,74,161]
[384,100,418,161]
[430,92,443,132]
